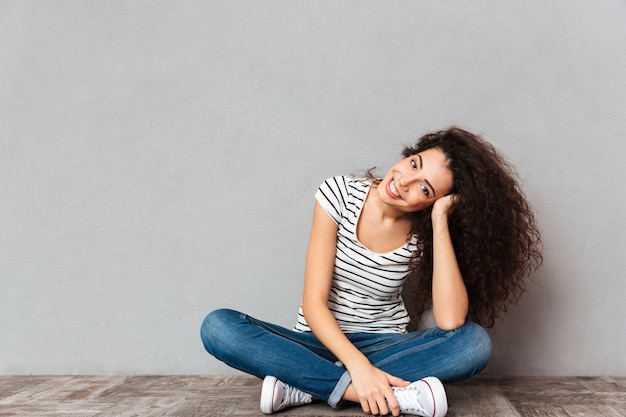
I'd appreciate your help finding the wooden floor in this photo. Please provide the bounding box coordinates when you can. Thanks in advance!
[0,375,625,416]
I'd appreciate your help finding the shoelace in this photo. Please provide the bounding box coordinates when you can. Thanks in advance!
[282,384,312,407]
[392,384,427,414]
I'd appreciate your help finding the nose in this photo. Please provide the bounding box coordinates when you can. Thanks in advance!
[398,173,419,188]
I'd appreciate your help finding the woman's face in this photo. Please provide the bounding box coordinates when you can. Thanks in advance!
[377,147,454,213]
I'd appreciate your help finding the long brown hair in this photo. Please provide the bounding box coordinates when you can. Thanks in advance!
[400,127,543,329]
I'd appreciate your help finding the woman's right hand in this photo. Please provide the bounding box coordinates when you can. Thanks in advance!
[431,193,457,223]
[348,361,409,416]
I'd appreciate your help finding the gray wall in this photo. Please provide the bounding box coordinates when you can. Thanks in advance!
[1,1,625,376]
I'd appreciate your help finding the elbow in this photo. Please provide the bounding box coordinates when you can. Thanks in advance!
[433,310,468,331]
[301,300,312,319]
[435,318,467,331]
[301,297,326,321]
[432,299,469,331]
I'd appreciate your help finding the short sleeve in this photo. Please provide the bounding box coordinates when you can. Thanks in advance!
[314,176,348,225]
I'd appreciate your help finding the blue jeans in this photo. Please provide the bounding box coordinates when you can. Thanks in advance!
[200,308,491,408]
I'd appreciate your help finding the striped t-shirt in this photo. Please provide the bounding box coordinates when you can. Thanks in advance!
[294,175,418,334]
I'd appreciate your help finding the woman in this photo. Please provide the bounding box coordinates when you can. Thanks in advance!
[201,127,542,417]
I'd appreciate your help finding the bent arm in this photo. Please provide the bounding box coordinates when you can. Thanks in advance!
[301,202,370,370]
[302,201,410,415]
[431,196,469,330]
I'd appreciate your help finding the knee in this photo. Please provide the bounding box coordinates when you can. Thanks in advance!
[200,308,241,355]
[459,322,492,372]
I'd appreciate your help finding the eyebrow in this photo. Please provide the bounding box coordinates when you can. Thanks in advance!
[418,154,437,197]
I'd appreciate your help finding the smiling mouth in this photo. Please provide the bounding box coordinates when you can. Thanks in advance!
[386,178,402,200]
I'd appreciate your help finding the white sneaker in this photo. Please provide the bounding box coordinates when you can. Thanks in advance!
[260,375,313,414]
[392,376,448,417]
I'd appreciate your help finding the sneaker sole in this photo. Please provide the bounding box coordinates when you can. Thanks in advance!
[260,375,279,414]
[421,377,448,417]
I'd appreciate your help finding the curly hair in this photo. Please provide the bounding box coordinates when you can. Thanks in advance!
[398,127,543,329]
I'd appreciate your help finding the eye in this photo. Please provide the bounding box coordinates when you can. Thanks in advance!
[421,184,430,197]
[411,159,417,170]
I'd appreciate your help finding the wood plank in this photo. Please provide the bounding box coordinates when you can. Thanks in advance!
[0,376,125,405]
[514,407,571,417]
[562,404,624,417]
[0,404,112,416]
[446,385,521,417]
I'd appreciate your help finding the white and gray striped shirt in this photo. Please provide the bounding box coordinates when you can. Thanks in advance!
[295,176,418,334]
